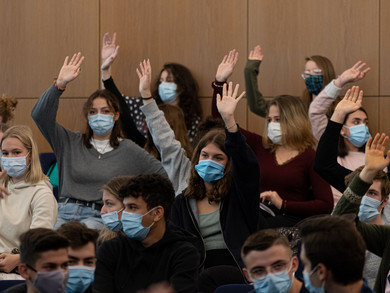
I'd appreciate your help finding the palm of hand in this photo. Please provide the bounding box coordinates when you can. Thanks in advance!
[59,65,79,83]
[139,75,150,92]
[337,99,361,113]
[217,96,237,116]
[216,63,234,81]
[366,149,388,170]
[102,44,116,61]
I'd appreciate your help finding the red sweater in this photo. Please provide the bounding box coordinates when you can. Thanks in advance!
[211,81,333,216]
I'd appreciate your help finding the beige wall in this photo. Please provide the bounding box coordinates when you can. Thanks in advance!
[0,0,388,152]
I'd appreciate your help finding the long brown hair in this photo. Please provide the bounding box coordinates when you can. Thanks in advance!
[145,104,193,159]
[152,63,202,130]
[301,55,336,111]
[185,129,231,202]
[82,89,123,148]
[262,95,317,153]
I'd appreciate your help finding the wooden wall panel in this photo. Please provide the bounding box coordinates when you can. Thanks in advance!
[0,0,100,98]
[100,0,248,98]
[11,98,87,153]
[248,0,379,97]
[379,97,390,136]
[362,97,379,136]
[380,0,390,95]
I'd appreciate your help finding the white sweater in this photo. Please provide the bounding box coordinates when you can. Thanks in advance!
[0,179,57,253]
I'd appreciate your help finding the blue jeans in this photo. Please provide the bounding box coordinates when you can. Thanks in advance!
[54,202,103,230]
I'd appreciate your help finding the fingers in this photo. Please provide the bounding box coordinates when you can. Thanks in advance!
[216,93,222,104]
[232,83,239,99]
[102,32,110,45]
[249,50,254,59]
[136,68,142,79]
[236,91,246,103]
[112,32,117,45]
[63,56,69,66]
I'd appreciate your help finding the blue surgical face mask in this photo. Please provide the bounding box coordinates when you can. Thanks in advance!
[303,266,325,293]
[101,208,124,232]
[121,208,156,241]
[345,124,370,147]
[33,269,69,293]
[252,267,292,293]
[305,75,323,95]
[1,155,29,178]
[158,82,178,104]
[88,114,114,137]
[358,196,381,222]
[195,160,225,183]
[268,122,282,144]
[66,265,94,293]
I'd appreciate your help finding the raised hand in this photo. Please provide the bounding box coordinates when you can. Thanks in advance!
[216,82,245,131]
[101,32,119,71]
[136,59,152,99]
[260,190,283,210]
[365,133,390,171]
[215,49,238,82]
[331,86,363,123]
[335,61,371,88]
[248,45,264,61]
[56,53,85,89]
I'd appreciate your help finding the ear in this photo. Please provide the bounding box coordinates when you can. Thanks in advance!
[18,263,29,280]
[380,196,389,210]
[291,255,299,273]
[152,206,165,222]
[242,267,252,283]
[316,263,328,283]
[113,111,120,122]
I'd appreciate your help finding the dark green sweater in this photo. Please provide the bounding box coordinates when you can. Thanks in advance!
[333,175,390,293]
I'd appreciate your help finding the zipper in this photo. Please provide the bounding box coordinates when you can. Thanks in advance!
[218,200,247,281]
[185,198,207,268]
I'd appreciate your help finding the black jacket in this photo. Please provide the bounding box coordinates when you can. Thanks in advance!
[93,222,200,293]
[170,128,260,269]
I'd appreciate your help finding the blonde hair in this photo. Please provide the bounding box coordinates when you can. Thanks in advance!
[301,55,336,111]
[98,176,131,245]
[262,95,317,153]
[0,125,47,187]
[0,95,18,123]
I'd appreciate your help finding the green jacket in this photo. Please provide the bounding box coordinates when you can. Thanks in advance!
[333,175,390,293]
[244,60,269,117]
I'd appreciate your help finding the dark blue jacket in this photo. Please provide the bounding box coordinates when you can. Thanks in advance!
[170,128,260,269]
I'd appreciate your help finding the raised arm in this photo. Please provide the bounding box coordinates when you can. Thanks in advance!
[244,45,268,117]
[309,61,370,140]
[333,133,390,258]
[137,60,191,195]
[100,32,146,147]
[211,49,238,119]
[314,86,364,192]
[31,53,84,151]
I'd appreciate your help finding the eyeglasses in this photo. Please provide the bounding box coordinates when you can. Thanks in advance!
[301,69,323,80]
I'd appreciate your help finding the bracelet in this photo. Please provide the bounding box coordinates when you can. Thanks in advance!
[142,96,153,100]
[54,78,66,91]
[213,81,225,88]
[226,123,237,130]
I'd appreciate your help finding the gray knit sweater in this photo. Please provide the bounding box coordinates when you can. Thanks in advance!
[31,84,167,202]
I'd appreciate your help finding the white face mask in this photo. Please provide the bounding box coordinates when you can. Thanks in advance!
[268,122,282,144]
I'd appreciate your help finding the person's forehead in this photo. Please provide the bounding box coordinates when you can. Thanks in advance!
[35,248,69,266]
[305,60,319,70]
[68,242,95,260]
[123,195,147,207]
[245,244,291,269]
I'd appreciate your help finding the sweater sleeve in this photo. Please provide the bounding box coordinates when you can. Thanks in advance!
[169,243,199,293]
[308,80,341,141]
[103,77,146,147]
[93,241,116,293]
[225,127,260,227]
[31,84,71,155]
[244,60,268,117]
[211,80,225,119]
[333,175,390,257]
[30,184,58,229]
[314,120,352,192]
[141,101,191,195]
[285,153,334,216]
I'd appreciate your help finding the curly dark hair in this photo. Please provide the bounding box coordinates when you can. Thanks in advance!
[118,174,175,220]
[152,63,202,131]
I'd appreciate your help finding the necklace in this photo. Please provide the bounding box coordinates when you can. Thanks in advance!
[91,139,110,159]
